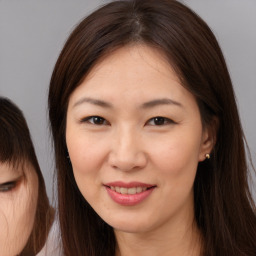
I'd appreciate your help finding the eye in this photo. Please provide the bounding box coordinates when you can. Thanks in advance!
[146,116,175,126]
[0,181,17,192]
[80,116,109,125]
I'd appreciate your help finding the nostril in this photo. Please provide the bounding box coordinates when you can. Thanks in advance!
[108,149,147,171]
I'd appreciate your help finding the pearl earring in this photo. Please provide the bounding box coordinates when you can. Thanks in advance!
[205,153,210,159]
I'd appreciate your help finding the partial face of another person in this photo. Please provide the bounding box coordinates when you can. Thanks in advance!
[0,161,38,256]
[66,45,213,234]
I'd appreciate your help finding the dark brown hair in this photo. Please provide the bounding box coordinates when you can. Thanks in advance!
[0,97,54,255]
[48,0,256,255]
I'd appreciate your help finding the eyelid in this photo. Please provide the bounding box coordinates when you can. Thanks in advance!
[79,115,110,125]
[0,176,23,192]
[79,116,175,126]
[146,116,176,126]
[0,182,16,192]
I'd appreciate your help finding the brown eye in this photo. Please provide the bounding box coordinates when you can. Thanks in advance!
[147,116,174,126]
[90,116,105,125]
[81,116,108,125]
[153,117,165,125]
[0,181,17,192]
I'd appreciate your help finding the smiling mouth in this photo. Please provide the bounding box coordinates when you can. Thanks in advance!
[108,186,150,195]
[105,182,156,206]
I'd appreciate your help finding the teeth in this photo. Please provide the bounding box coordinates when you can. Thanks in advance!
[128,187,136,195]
[120,187,127,194]
[136,187,142,193]
[110,186,149,194]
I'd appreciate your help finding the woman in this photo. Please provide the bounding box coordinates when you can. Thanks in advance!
[0,97,54,256]
[48,0,256,255]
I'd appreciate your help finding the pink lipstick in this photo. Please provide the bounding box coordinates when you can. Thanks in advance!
[104,181,156,206]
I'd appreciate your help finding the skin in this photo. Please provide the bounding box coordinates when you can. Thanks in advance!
[0,161,38,256]
[66,45,214,256]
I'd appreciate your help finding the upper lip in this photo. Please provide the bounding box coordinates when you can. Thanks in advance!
[104,181,156,188]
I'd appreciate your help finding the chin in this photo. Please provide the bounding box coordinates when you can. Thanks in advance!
[104,215,154,234]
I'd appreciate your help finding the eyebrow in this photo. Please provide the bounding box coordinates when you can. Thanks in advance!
[72,97,183,109]
[72,97,113,109]
[141,98,183,109]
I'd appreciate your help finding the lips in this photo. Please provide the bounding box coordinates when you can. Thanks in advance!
[104,181,156,206]
[110,186,147,195]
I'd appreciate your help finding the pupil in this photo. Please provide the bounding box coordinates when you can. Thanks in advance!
[94,117,104,124]
[154,117,164,125]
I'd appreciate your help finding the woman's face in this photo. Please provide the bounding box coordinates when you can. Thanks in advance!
[66,45,213,235]
[0,161,38,256]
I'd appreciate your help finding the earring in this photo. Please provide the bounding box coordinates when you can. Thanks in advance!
[205,153,210,159]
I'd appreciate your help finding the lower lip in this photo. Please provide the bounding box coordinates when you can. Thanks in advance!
[105,186,155,206]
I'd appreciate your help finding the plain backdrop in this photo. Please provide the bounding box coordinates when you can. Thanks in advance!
[0,0,255,201]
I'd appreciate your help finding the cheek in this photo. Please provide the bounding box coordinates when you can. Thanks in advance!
[67,135,108,202]
[0,185,37,255]
[147,133,201,218]
[149,129,202,176]
[67,131,108,175]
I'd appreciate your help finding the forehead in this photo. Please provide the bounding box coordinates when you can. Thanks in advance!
[68,44,197,110]
[0,160,34,177]
[0,162,24,189]
[86,44,179,84]
[0,161,21,175]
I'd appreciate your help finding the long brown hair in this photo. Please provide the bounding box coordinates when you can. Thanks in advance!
[48,0,256,255]
[0,97,54,255]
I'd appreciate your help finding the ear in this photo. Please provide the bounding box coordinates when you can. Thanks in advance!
[198,117,219,162]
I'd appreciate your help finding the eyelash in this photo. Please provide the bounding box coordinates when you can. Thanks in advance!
[146,116,175,126]
[80,116,109,125]
[80,116,175,126]
[0,181,18,192]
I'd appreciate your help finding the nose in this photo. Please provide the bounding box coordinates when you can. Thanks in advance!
[108,127,147,171]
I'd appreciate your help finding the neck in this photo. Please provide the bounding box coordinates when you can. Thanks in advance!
[115,214,202,256]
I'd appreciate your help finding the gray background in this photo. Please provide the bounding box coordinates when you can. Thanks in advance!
[0,0,255,201]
